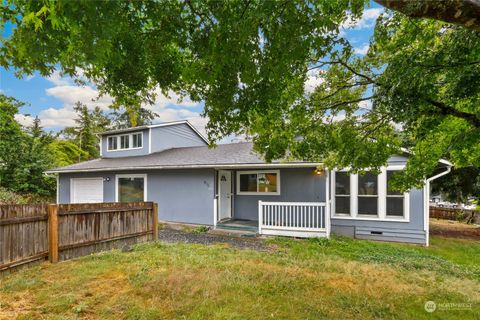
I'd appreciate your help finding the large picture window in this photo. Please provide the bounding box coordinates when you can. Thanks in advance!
[237,170,280,195]
[116,174,146,202]
[332,168,409,221]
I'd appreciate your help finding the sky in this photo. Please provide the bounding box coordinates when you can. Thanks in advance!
[0,3,383,141]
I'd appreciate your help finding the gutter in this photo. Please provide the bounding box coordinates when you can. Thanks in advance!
[45,162,324,174]
[423,165,452,246]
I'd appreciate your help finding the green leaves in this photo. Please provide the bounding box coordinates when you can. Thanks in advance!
[2,1,479,189]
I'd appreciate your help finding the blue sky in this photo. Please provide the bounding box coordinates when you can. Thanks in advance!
[0,4,382,137]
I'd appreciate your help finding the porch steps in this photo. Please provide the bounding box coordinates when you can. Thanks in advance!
[214,224,258,237]
[216,224,258,232]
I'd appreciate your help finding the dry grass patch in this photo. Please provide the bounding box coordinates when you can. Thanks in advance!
[0,237,478,319]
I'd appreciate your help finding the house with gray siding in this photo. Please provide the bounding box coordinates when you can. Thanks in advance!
[47,120,451,246]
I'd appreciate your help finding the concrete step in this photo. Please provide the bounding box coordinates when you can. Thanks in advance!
[216,223,258,233]
[211,227,258,238]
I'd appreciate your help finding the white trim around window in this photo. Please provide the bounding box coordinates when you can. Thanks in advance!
[107,132,143,151]
[115,174,148,202]
[236,170,281,195]
[331,166,410,222]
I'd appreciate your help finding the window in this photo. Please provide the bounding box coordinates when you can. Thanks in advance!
[237,171,280,195]
[357,172,378,216]
[116,175,146,202]
[386,171,404,217]
[108,136,117,151]
[132,133,142,148]
[107,132,144,151]
[120,135,130,149]
[335,172,350,215]
[332,167,409,221]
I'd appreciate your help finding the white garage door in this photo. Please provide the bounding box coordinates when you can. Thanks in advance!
[71,178,104,203]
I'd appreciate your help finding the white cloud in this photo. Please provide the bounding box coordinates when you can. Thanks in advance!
[46,85,113,110]
[31,69,239,143]
[15,114,34,127]
[342,8,383,30]
[304,68,325,93]
[46,70,72,86]
[354,43,370,55]
[38,108,78,128]
[152,87,199,108]
[358,100,372,110]
[25,74,35,81]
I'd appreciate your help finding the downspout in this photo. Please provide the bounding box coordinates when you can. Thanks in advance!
[424,166,452,246]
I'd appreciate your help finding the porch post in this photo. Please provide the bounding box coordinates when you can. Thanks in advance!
[326,170,331,237]
[258,200,263,234]
[213,197,218,228]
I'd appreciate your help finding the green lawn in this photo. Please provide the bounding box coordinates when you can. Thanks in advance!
[1,235,479,319]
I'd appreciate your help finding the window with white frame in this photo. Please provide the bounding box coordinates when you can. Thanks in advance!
[332,168,409,221]
[120,135,130,149]
[335,172,350,215]
[132,132,142,148]
[116,174,146,202]
[108,136,117,150]
[386,171,405,217]
[107,132,143,151]
[237,170,280,195]
[357,172,378,216]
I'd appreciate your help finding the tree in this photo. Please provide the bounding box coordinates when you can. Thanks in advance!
[110,107,159,130]
[62,102,111,159]
[0,94,27,190]
[374,0,480,31]
[18,116,56,195]
[0,95,55,196]
[48,140,89,167]
[431,167,480,205]
[1,1,479,189]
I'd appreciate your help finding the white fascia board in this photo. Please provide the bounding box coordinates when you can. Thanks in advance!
[45,162,323,174]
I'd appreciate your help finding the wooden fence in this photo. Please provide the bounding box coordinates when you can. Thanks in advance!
[430,206,480,224]
[1,202,158,273]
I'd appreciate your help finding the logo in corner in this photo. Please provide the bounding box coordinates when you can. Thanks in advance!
[425,301,436,313]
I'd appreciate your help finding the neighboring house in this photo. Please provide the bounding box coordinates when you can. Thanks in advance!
[46,120,451,246]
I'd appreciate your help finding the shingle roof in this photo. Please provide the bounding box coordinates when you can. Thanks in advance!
[46,142,319,173]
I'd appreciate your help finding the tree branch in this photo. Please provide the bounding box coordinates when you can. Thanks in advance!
[318,60,378,85]
[374,0,480,31]
[424,98,480,128]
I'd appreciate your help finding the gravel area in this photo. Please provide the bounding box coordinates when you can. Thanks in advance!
[158,228,275,251]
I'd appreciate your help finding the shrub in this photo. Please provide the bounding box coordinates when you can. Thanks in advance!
[192,226,210,233]
[0,187,53,204]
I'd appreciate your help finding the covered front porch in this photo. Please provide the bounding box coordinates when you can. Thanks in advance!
[213,168,331,238]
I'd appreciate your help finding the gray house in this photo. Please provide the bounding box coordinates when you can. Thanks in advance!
[47,120,451,246]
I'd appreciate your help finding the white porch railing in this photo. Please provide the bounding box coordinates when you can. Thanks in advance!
[258,201,330,238]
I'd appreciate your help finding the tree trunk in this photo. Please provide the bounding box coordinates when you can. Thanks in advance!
[374,0,480,31]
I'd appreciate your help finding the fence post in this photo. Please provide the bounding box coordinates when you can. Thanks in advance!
[48,204,59,263]
[152,203,158,240]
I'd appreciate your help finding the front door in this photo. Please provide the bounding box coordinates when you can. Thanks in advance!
[218,170,232,221]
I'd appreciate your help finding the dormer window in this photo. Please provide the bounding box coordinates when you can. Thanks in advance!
[120,135,130,149]
[132,133,142,148]
[107,136,117,150]
[107,132,143,151]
